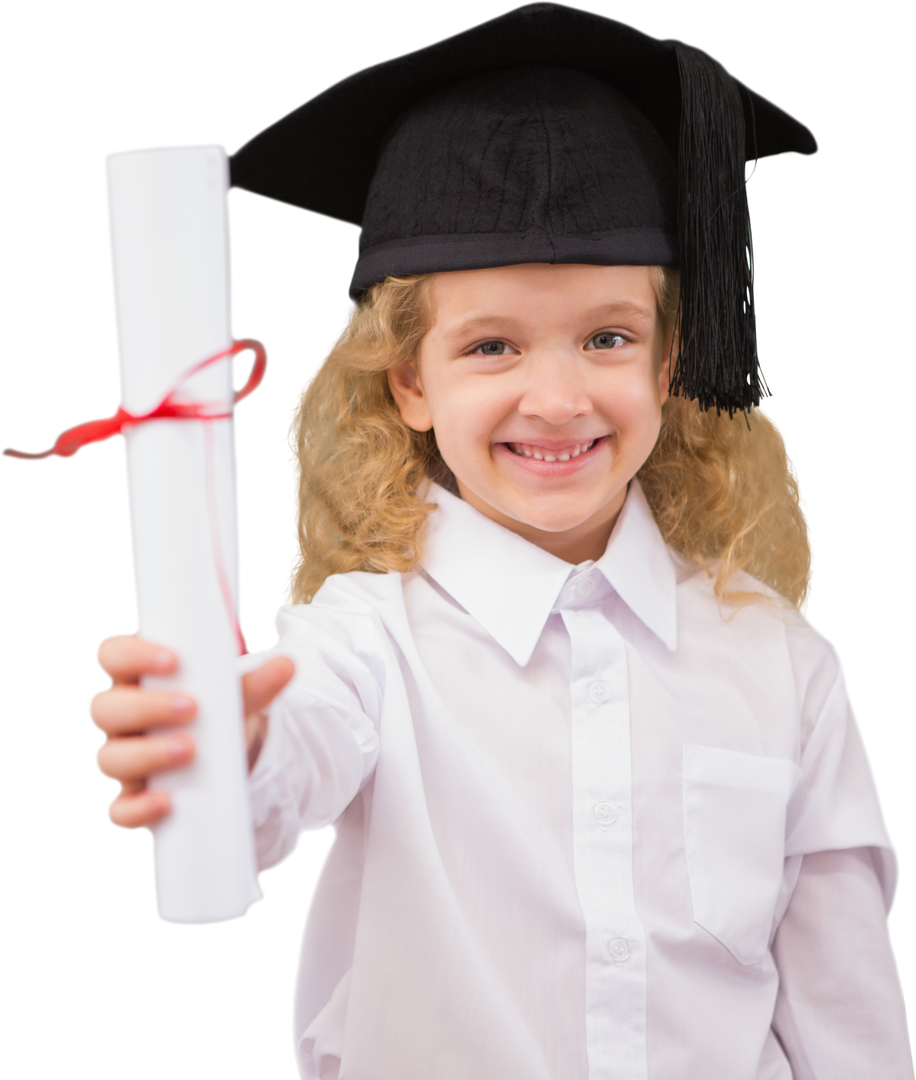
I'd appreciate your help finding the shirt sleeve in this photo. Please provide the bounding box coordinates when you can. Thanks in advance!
[244,598,384,871]
[772,643,912,1077]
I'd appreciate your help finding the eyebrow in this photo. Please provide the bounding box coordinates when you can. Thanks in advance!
[443,301,655,341]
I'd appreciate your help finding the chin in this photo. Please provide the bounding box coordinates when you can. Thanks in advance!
[532,516,598,536]
[508,501,603,535]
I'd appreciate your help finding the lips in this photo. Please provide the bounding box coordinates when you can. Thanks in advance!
[494,436,609,475]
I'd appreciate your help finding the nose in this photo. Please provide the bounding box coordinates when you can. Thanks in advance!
[517,353,593,426]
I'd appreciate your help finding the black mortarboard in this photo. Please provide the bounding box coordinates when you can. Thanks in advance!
[230,3,816,413]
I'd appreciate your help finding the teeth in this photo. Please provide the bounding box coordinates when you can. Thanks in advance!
[508,438,598,460]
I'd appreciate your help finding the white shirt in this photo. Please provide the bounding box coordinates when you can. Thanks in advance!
[247,481,912,1080]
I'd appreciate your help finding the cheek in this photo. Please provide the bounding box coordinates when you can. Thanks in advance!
[423,397,482,482]
[602,373,662,436]
[428,380,512,453]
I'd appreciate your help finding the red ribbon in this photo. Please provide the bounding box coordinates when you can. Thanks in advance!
[5,339,267,656]
[0,332,270,460]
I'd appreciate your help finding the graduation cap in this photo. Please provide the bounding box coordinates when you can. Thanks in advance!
[230,3,816,413]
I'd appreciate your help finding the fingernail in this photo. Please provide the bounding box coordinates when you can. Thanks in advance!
[172,694,194,716]
[169,737,191,760]
[154,649,173,670]
[148,792,169,815]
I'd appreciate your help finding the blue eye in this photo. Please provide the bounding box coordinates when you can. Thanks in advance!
[475,339,505,356]
[473,330,630,356]
[591,330,626,347]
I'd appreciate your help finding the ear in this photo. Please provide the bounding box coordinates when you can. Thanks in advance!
[388,362,434,432]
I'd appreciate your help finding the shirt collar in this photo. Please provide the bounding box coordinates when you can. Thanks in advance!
[421,480,677,666]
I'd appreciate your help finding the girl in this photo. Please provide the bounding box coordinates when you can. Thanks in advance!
[88,5,912,1079]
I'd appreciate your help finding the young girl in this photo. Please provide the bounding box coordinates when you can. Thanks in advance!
[90,5,912,1078]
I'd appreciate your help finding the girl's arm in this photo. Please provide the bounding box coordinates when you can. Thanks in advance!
[771,641,913,1077]
[771,846,913,1079]
[243,602,384,870]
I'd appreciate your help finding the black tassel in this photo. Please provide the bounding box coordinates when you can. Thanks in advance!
[671,43,767,414]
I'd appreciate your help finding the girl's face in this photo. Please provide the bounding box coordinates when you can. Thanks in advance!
[389,263,671,563]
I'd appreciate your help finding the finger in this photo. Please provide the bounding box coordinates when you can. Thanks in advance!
[91,686,196,735]
[245,710,269,772]
[98,635,177,685]
[93,725,194,786]
[109,787,172,829]
[242,656,296,717]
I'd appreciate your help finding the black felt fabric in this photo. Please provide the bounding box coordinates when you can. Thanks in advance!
[353,68,678,295]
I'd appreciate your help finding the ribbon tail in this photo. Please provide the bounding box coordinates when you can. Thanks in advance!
[4,410,131,459]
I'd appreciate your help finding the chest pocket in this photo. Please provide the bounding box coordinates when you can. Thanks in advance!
[682,744,800,966]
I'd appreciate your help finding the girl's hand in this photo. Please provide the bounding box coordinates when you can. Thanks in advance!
[91,636,294,829]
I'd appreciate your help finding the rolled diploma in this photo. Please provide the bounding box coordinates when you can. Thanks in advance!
[107,146,261,922]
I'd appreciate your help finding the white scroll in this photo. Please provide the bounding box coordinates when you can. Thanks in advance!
[107,146,261,922]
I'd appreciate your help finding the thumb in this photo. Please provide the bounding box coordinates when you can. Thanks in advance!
[242,655,295,717]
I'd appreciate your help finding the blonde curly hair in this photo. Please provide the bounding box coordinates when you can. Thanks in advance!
[290,269,810,608]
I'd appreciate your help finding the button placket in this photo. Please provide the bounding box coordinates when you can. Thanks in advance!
[562,607,647,1079]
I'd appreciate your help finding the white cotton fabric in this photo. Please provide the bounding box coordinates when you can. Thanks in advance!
[246,480,913,1080]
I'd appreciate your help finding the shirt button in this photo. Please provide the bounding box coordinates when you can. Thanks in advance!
[594,801,618,825]
[588,680,610,704]
[607,938,631,963]
[574,577,595,598]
